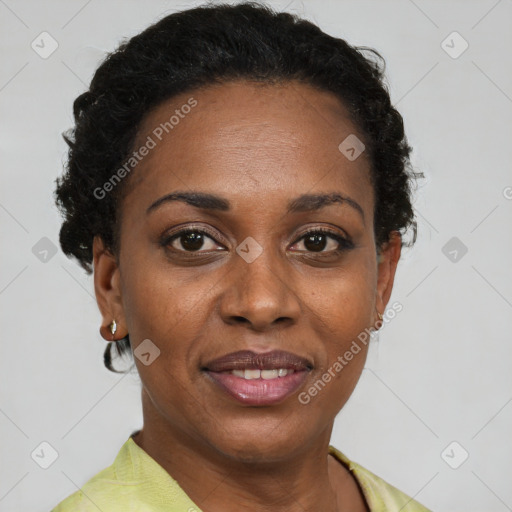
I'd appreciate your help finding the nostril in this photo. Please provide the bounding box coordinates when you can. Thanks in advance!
[232,316,249,324]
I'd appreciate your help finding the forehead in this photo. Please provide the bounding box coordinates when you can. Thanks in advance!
[122,80,373,219]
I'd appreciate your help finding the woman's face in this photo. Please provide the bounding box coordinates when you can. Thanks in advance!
[94,80,401,461]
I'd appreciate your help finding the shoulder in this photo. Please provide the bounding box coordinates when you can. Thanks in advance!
[328,445,432,512]
[50,438,150,512]
[50,436,199,512]
[51,468,110,511]
[50,465,135,512]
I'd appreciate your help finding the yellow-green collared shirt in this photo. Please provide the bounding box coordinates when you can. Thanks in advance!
[51,436,432,511]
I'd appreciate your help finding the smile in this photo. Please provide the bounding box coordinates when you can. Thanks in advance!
[228,368,295,379]
[204,368,310,406]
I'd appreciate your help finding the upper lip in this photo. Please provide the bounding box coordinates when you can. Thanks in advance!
[203,350,313,372]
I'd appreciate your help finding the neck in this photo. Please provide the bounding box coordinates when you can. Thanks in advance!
[132,390,368,512]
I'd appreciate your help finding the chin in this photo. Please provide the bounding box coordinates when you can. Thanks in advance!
[205,422,313,464]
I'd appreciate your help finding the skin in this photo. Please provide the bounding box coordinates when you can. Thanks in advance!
[93,80,401,512]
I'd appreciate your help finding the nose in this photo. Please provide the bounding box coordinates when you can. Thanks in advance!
[219,248,302,332]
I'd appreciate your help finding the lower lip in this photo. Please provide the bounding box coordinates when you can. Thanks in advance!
[205,370,310,406]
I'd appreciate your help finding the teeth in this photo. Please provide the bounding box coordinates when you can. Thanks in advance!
[261,369,278,380]
[230,368,295,380]
[245,369,261,379]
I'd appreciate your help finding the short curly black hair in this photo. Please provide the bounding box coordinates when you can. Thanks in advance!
[55,1,422,373]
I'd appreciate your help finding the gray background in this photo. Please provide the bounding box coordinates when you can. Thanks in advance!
[1,0,511,510]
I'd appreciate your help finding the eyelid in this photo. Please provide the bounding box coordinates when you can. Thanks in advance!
[163,224,226,245]
[293,225,350,242]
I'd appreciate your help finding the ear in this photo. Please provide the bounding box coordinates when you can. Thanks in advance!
[92,235,127,341]
[374,231,402,322]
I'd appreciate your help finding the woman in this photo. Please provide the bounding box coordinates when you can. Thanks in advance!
[51,2,429,511]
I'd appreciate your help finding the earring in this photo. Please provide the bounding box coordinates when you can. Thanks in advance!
[109,320,117,336]
[377,312,383,321]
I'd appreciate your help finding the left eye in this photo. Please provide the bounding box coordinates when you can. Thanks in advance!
[162,228,352,254]
[291,229,352,253]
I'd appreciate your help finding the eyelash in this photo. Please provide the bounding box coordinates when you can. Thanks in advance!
[160,226,353,256]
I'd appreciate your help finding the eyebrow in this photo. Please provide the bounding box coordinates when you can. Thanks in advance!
[146,191,364,222]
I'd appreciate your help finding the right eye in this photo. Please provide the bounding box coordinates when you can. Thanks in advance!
[160,227,225,253]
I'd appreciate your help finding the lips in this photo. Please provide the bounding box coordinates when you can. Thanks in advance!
[202,350,313,406]
[203,350,313,372]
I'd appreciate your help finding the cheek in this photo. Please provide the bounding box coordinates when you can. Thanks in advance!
[121,260,199,339]
[303,267,374,402]
[122,272,201,400]
[311,260,376,332]
[120,261,215,388]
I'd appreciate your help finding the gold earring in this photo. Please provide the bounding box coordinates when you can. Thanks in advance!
[109,320,117,336]
[377,312,383,321]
